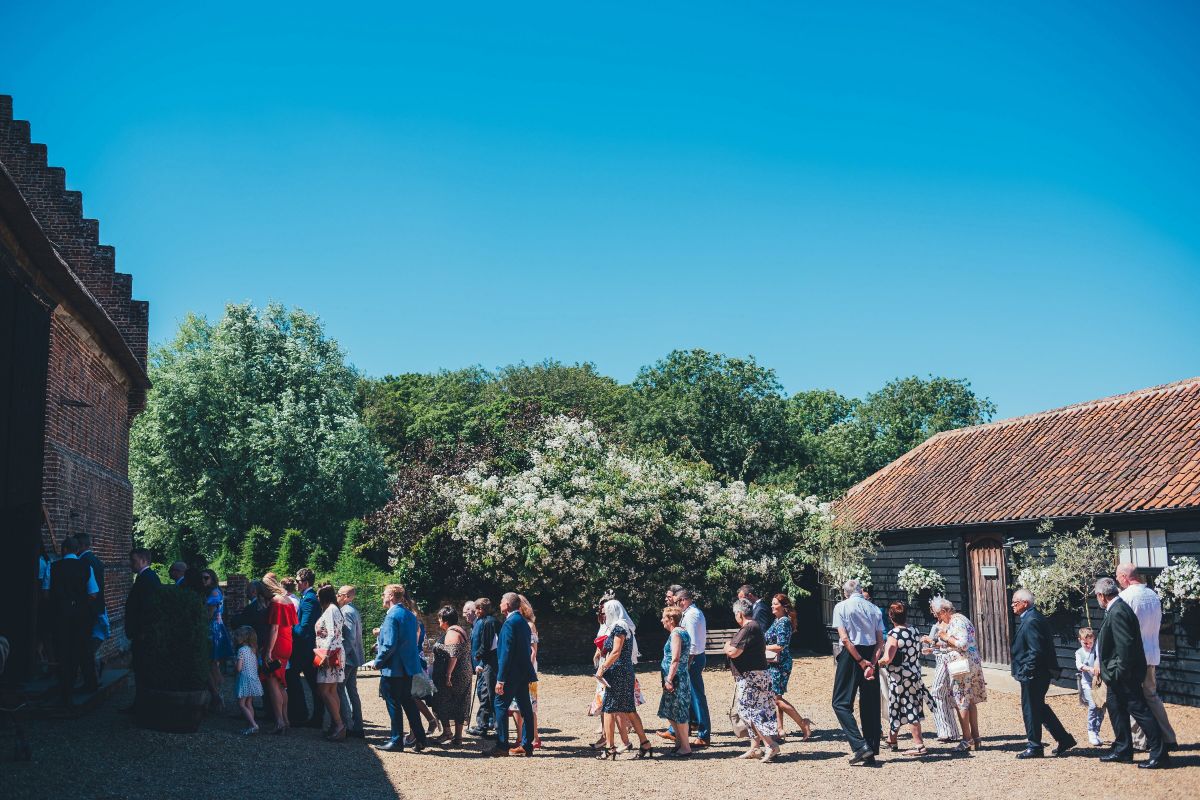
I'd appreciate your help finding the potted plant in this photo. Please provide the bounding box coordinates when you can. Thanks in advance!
[1156,557,1200,643]
[135,586,211,732]
[897,562,946,602]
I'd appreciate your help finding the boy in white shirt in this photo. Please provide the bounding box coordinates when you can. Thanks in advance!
[1074,627,1104,746]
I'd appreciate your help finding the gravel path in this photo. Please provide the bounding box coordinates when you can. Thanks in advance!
[6,655,1198,799]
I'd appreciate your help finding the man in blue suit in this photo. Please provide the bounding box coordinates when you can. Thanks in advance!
[290,568,323,727]
[371,583,428,752]
[487,592,537,757]
[1010,588,1076,759]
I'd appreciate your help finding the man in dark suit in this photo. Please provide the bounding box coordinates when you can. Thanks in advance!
[124,547,161,712]
[371,583,427,752]
[290,567,322,726]
[48,536,99,704]
[1010,588,1075,758]
[78,533,107,692]
[487,591,536,757]
[1095,577,1169,769]
[738,585,774,632]
[468,597,499,737]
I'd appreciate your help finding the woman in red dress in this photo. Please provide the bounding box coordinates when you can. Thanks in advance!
[261,573,299,734]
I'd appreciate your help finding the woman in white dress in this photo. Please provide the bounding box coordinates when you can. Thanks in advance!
[314,584,346,742]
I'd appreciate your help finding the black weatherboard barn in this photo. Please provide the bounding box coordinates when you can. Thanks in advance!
[832,378,1200,706]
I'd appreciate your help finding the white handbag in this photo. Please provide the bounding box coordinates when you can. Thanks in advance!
[947,655,971,679]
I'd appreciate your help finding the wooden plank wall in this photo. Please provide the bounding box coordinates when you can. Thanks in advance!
[868,534,965,641]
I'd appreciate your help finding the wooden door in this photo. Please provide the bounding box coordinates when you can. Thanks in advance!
[967,537,1010,667]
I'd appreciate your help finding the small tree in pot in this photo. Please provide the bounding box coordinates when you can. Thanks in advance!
[136,586,211,732]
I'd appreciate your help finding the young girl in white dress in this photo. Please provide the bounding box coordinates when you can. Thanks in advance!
[234,626,263,735]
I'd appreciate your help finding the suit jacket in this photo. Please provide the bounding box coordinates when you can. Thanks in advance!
[341,603,365,668]
[473,614,498,668]
[1097,597,1147,687]
[751,598,773,632]
[375,603,424,677]
[1010,607,1058,682]
[293,588,319,654]
[497,611,537,687]
[124,567,161,642]
[49,557,91,622]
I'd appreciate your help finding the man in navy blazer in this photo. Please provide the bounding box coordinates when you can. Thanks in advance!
[1010,588,1075,759]
[371,583,427,752]
[290,568,322,727]
[487,592,537,757]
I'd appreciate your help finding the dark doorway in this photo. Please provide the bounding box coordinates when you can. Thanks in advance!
[967,536,1010,667]
[0,262,51,684]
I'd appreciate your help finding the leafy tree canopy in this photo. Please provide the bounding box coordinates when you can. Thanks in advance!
[130,303,390,562]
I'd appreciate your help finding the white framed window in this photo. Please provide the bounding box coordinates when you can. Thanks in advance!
[1113,529,1167,569]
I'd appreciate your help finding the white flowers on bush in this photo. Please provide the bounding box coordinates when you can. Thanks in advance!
[438,416,823,613]
[897,562,946,598]
[1156,557,1200,609]
[831,562,873,589]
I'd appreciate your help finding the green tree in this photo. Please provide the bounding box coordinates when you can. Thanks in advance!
[626,349,796,482]
[272,528,308,577]
[130,303,390,561]
[484,360,630,433]
[238,526,275,579]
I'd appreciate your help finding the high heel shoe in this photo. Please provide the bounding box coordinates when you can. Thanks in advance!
[971,738,982,751]
[426,717,440,736]
[596,745,617,760]
[887,738,899,752]
[326,725,347,742]
[637,740,653,759]
[800,718,813,741]
[587,734,607,750]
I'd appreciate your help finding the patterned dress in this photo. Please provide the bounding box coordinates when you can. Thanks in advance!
[206,588,234,660]
[885,626,924,731]
[944,613,987,709]
[431,626,473,723]
[657,628,692,723]
[765,616,793,695]
[314,604,345,684]
[601,625,636,713]
[235,644,263,698]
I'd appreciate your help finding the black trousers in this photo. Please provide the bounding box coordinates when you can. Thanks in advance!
[1108,676,1164,761]
[831,647,881,754]
[1019,675,1068,747]
[380,675,427,746]
[54,615,90,702]
[286,656,309,723]
[299,652,326,726]
[495,680,534,753]
[475,661,497,729]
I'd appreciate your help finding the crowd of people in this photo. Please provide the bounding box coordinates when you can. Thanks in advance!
[52,546,1162,770]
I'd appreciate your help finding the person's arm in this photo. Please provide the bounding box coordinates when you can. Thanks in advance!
[837,625,868,667]
[495,622,511,694]
[266,623,279,657]
[86,566,99,600]
[596,632,625,676]
[373,613,396,668]
[878,633,898,666]
[444,629,462,686]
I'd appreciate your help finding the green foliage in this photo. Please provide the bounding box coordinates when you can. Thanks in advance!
[141,586,210,691]
[1011,518,1115,625]
[627,349,797,483]
[238,526,275,579]
[784,511,879,600]
[272,528,309,577]
[325,519,392,635]
[130,303,390,562]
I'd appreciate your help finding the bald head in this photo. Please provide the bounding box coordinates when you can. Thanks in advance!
[336,585,356,607]
[1116,563,1142,588]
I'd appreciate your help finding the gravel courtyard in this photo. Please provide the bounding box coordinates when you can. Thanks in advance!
[7,655,1198,799]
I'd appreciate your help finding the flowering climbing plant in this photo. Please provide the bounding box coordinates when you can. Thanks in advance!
[1156,557,1200,609]
[434,416,825,614]
[896,562,946,599]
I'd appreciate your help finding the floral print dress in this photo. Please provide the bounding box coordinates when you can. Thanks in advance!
[601,625,636,713]
[657,628,692,723]
[765,616,793,695]
[945,613,987,709]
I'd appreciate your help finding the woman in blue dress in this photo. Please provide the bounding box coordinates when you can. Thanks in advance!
[764,594,813,740]
[200,569,234,709]
[594,598,653,759]
[657,605,693,756]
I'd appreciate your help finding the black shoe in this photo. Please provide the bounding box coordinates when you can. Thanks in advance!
[854,756,876,767]
[1052,736,1077,757]
[1099,753,1132,763]
[849,746,873,764]
[485,746,510,757]
[467,726,489,737]
[411,741,427,753]
[348,729,366,739]
[1016,747,1044,759]
[1138,755,1171,769]
[374,741,404,752]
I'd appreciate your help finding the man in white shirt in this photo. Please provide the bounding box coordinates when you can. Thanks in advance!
[831,578,884,765]
[676,589,710,746]
[1116,563,1178,750]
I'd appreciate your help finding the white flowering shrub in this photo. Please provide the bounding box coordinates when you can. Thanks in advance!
[437,416,823,613]
[896,562,946,598]
[1156,557,1200,609]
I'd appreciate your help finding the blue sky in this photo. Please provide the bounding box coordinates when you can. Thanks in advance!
[3,2,1198,417]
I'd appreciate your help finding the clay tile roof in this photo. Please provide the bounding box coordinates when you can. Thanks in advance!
[839,377,1200,533]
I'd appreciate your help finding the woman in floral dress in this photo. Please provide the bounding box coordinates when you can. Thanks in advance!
[725,598,780,763]
[764,594,813,741]
[314,584,346,741]
[594,598,653,759]
[878,601,927,753]
[431,605,472,745]
[924,597,987,751]
[656,605,693,756]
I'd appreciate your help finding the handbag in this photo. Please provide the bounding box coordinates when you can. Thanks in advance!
[947,654,971,679]
[313,647,343,669]
[728,696,750,739]
[1091,672,1107,708]
[411,671,436,699]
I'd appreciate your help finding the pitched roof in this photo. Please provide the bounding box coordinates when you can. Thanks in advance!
[839,377,1200,533]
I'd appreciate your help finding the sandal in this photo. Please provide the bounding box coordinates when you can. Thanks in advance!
[954,740,971,752]
[911,745,928,756]
[887,737,899,752]
[587,734,607,750]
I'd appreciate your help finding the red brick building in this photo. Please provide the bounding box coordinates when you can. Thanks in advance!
[0,95,150,683]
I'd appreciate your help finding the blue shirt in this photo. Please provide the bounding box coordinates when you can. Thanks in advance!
[832,592,885,647]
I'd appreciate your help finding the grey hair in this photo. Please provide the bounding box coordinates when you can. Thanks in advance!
[842,578,861,598]
[462,599,477,614]
[929,596,955,615]
[1012,588,1034,605]
[1094,577,1119,598]
[732,598,754,618]
[501,591,520,609]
